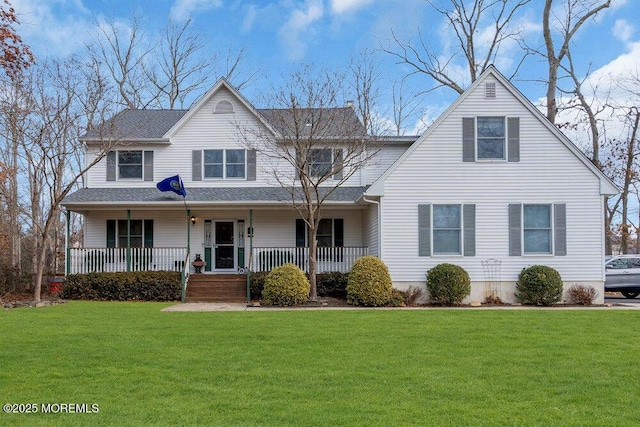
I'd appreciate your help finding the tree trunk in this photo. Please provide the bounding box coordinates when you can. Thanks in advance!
[308,237,318,301]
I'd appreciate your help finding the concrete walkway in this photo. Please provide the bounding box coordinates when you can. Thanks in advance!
[161,302,640,312]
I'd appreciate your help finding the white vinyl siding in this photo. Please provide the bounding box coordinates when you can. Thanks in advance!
[86,87,363,188]
[379,74,605,286]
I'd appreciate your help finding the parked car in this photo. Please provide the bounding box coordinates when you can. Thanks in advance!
[605,255,640,298]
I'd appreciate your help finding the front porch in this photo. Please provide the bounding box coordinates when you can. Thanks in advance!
[67,246,368,275]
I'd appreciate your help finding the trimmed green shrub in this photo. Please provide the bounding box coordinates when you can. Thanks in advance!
[347,256,392,307]
[426,263,471,305]
[316,271,349,299]
[249,271,268,300]
[62,271,181,301]
[516,265,563,306]
[262,264,310,306]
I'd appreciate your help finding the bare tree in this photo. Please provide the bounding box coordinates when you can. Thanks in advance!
[238,65,377,300]
[602,108,640,254]
[391,77,427,136]
[557,52,609,167]
[541,0,611,123]
[383,0,531,95]
[144,18,212,109]
[87,15,153,109]
[13,58,119,302]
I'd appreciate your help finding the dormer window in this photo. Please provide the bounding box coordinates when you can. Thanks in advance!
[214,100,234,114]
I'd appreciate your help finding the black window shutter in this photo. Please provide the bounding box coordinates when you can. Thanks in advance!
[144,220,154,248]
[462,118,475,162]
[554,204,567,256]
[295,219,306,247]
[463,204,476,256]
[508,117,520,162]
[106,220,116,248]
[509,204,522,256]
[106,151,116,181]
[333,149,343,180]
[192,150,202,181]
[143,151,154,181]
[418,204,431,256]
[247,149,257,181]
[334,219,344,246]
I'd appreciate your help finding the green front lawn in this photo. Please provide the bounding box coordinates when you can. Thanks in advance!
[1,302,639,426]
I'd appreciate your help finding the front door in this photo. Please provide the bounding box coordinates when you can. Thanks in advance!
[214,221,235,270]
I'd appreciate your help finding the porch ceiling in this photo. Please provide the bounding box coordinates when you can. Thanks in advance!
[62,186,369,211]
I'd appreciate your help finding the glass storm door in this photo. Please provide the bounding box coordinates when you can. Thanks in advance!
[214,221,235,270]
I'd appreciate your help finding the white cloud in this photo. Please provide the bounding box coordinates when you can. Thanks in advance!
[169,0,223,22]
[12,0,92,57]
[241,3,257,33]
[554,40,640,149]
[330,0,375,15]
[278,0,324,61]
[613,19,635,43]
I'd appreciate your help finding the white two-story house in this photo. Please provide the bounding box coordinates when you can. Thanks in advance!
[62,66,617,303]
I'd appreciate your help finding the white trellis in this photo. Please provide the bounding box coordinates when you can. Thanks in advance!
[481,259,502,301]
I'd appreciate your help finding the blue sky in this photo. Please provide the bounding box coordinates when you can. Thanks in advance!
[10,0,640,134]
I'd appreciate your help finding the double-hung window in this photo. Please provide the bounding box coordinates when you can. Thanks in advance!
[476,117,506,160]
[106,219,154,248]
[295,218,344,248]
[308,149,333,177]
[509,203,566,256]
[433,205,462,254]
[204,149,245,179]
[523,204,552,254]
[462,116,519,162]
[106,150,153,181]
[118,150,143,179]
[418,204,476,257]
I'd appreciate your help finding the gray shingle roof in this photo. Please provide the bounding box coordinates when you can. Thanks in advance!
[82,109,189,141]
[82,106,366,141]
[62,186,369,207]
[258,107,366,139]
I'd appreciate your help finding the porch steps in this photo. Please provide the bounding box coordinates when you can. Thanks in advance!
[185,274,247,303]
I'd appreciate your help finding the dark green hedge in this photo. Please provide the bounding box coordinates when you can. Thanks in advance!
[61,271,181,301]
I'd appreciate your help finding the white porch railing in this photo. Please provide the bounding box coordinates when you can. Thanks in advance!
[68,247,188,274]
[250,246,368,273]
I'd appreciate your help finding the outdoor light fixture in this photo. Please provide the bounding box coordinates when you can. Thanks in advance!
[190,216,196,226]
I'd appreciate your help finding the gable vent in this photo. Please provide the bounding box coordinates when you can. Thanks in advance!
[485,83,496,99]
[214,100,234,114]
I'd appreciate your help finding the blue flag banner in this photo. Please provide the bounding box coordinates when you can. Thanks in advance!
[156,175,187,197]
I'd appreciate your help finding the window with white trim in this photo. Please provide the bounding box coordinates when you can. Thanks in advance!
[433,204,462,255]
[477,117,505,160]
[308,149,332,177]
[118,150,143,179]
[204,149,246,179]
[523,204,552,254]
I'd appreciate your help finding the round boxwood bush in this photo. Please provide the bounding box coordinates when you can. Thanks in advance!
[426,263,471,305]
[347,256,392,306]
[516,265,563,306]
[262,263,310,306]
